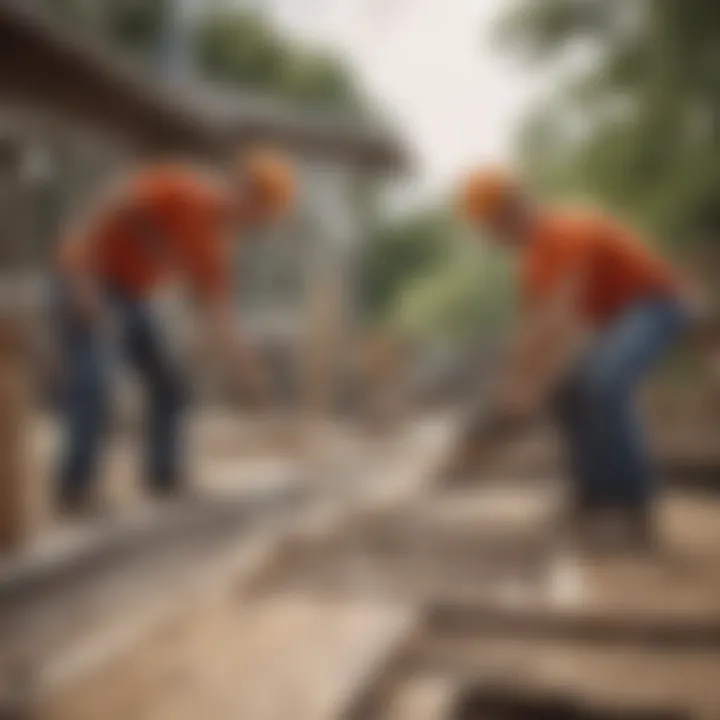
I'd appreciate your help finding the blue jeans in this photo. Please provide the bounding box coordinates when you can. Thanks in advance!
[553,298,688,511]
[55,282,186,504]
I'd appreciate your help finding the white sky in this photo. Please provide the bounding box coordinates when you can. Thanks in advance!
[256,0,552,199]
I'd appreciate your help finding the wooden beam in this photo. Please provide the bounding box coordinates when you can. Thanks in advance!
[0,308,31,554]
[428,601,720,651]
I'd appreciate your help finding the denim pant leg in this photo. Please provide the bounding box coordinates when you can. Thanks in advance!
[571,299,688,509]
[56,294,110,504]
[117,295,186,490]
[553,376,601,508]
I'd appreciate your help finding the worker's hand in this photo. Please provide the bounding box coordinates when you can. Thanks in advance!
[501,390,536,420]
[681,282,711,327]
[70,279,104,330]
[244,383,271,413]
[492,375,539,421]
[234,363,274,413]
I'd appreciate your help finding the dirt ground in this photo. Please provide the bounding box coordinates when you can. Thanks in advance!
[7,408,720,720]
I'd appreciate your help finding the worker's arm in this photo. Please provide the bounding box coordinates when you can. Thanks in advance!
[59,181,145,325]
[494,272,589,417]
[58,212,109,326]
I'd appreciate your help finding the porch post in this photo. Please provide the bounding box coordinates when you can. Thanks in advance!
[302,162,356,418]
[0,303,31,554]
[0,141,32,554]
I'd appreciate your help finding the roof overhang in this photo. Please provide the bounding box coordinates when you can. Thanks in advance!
[0,2,217,154]
[0,2,408,173]
[186,85,408,173]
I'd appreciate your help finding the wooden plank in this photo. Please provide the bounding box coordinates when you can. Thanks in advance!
[420,638,717,718]
[428,601,720,651]
[454,681,691,720]
[0,315,32,555]
[382,675,458,720]
[47,597,417,720]
[1,419,452,717]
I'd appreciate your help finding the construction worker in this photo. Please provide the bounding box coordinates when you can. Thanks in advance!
[53,148,296,516]
[458,168,691,548]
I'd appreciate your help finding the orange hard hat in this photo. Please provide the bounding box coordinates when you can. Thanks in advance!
[458,167,521,224]
[242,147,296,217]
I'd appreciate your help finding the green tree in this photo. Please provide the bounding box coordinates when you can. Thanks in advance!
[194,10,361,110]
[500,0,720,243]
[193,11,285,92]
[40,0,166,57]
[360,210,515,339]
[393,242,514,341]
[102,0,167,60]
[359,210,451,323]
[40,1,361,111]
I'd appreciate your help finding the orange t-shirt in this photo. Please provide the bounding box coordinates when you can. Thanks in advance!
[58,166,232,300]
[521,210,680,327]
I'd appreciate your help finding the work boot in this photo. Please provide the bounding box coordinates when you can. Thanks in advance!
[56,490,111,524]
[566,498,602,551]
[569,504,628,555]
[574,513,613,554]
[147,479,200,506]
[623,505,660,556]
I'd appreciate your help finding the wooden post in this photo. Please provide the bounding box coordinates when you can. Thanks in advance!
[0,308,31,554]
[301,163,355,421]
[0,140,34,554]
[359,330,406,432]
[304,271,343,416]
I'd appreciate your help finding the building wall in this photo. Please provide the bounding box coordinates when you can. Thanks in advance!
[206,151,377,411]
[0,96,384,417]
[0,102,135,275]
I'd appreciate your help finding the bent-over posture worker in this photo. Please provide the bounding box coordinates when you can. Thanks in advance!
[54,149,295,515]
[458,169,691,547]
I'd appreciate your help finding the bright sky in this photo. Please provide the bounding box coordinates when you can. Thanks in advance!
[260,0,552,198]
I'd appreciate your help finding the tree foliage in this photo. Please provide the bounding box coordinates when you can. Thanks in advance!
[194,10,360,109]
[40,0,166,57]
[501,0,720,244]
[392,241,514,341]
[360,210,451,323]
[360,210,515,339]
[40,0,361,111]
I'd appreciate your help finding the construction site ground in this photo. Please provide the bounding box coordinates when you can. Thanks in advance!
[1,409,719,720]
